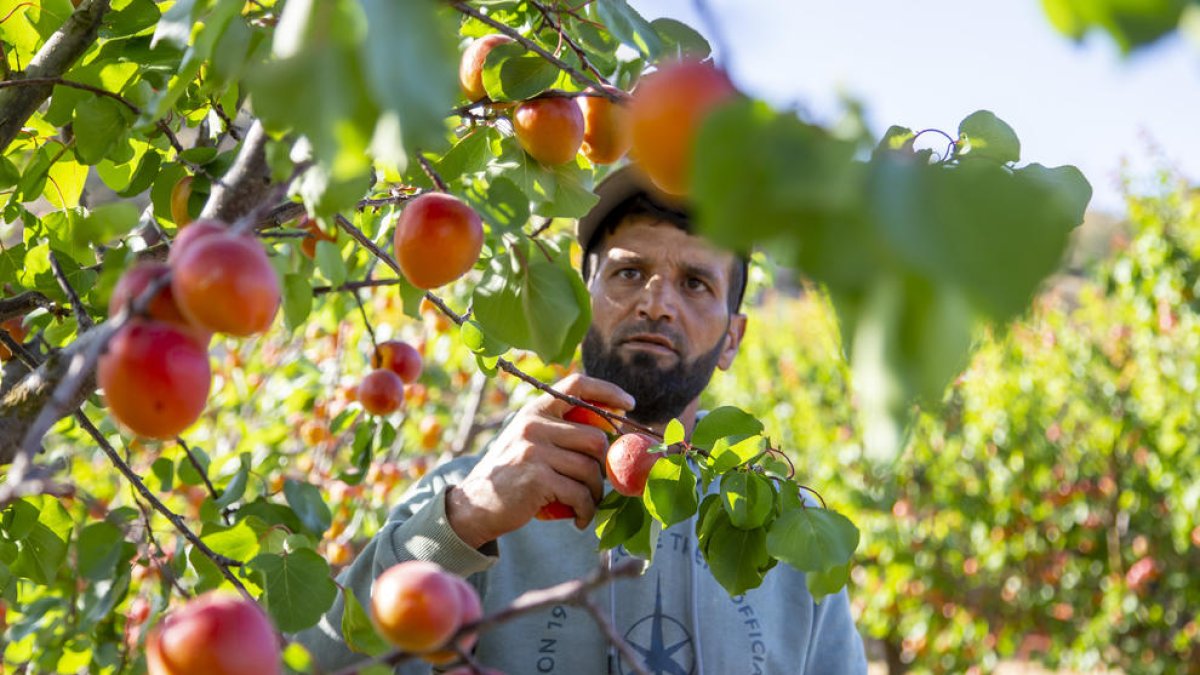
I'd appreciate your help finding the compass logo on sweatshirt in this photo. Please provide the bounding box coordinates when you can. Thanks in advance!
[618,576,696,675]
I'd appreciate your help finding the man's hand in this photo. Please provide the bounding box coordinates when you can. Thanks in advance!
[445,374,635,549]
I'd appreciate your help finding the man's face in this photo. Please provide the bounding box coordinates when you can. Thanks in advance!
[581,217,746,425]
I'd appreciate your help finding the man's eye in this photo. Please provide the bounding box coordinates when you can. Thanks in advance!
[616,268,640,280]
[686,277,710,292]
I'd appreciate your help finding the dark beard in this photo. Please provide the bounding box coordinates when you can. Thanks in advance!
[581,320,726,425]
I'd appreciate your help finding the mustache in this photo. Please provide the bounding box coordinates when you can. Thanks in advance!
[612,321,685,351]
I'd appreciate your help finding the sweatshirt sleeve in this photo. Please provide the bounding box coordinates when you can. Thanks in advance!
[802,586,869,674]
[293,456,498,672]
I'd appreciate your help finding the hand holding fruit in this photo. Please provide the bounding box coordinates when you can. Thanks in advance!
[446,374,635,547]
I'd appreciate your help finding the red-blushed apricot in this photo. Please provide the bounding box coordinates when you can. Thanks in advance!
[370,561,463,653]
[579,88,631,165]
[460,34,515,101]
[170,175,194,227]
[370,339,423,383]
[172,232,281,337]
[108,263,211,344]
[298,216,336,259]
[359,369,404,416]
[167,219,227,264]
[98,319,211,440]
[394,193,484,290]
[424,575,484,665]
[534,501,576,521]
[564,399,623,435]
[606,433,661,497]
[146,592,281,675]
[513,97,585,165]
[628,60,737,195]
[0,316,27,361]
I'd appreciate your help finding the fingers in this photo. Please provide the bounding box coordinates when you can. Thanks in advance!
[542,444,604,502]
[534,418,609,462]
[543,470,598,529]
[535,374,636,417]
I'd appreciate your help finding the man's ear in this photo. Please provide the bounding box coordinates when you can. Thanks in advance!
[717,313,747,371]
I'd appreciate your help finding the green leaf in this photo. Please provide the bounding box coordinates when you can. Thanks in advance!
[284,479,333,535]
[75,203,138,248]
[720,473,775,530]
[0,156,20,189]
[341,588,391,656]
[663,419,685,446]
[203,519,262,562]
[214,453,252,509]
[623,509,661,563]
[700,510,771,596]
[651,18,710,59]
[806,563,850,602]
[595,493,647,550]
[314,240,346,287]
[249,549,337,632]
[460,319,509,357]
[73,96,130,165]
[11,498,71,585]
[437,130,495,182]
[151,457,175,491]
[691,406,764,451]
[77,522,124,581]
[282,273,314,332]
[957,110,1020,164]
[482,41,559,101]
[464,176,529,235]
[766,507,859,573]
[594,0,663,59]
[876,125,915,153]
[642,454,698,528]
[709,434,764,473]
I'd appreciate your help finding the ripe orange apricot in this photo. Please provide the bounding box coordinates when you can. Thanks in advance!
[370,561,463,653]
[147,592,281,675]
[393,193,484,290]
[424,575,483,665]
[579,87,632,165]
[513,97,585,165]
[167,219,227,264]
[359,369,404,416]
[628,59,737,195]
[171,232,281,337]
[418,416,443,451]
[298,216,336,259]
[108,263,211,344]
[170,175,194,227]
[98,319,211,440]
[460,34,515,101]
[370,339,423,383]
[0,316,27,361]
[564,400,623,435]
[606,433,661,497]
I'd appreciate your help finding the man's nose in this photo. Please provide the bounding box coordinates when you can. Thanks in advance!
[635,274,678,322]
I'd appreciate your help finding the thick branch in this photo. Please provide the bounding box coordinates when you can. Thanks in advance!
[0,291,55,323]
[0,0,112,152]
[200,120,271,222]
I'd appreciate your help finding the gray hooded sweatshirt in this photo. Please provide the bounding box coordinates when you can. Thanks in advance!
[297,455,869,674]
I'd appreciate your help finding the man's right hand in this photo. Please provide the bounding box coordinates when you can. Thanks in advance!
[445,374,635,549]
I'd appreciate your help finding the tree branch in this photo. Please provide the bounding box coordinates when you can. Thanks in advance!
[0,0,112,153]
[199,120,272,223]
[0,291,55,323]
[48,251,94,330]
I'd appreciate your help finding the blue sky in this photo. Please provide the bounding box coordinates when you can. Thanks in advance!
[631,0,1200,213]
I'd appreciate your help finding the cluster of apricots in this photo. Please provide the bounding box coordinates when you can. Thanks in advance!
[459,36,739,196]
[98,220,280,440]
[370,560,486,666]
[358,338,424,416]
[146,592,281,675]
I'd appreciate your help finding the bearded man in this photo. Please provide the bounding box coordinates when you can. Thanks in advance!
[298,168,869,674]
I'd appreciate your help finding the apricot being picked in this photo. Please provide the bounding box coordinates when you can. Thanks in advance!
[394,193,484,290]
[370,339,423,383]
[564,399,623,435]
[359,369,404,416]
[171,231,281,337]
[98,319,211,440]
[606,433,661,497]
[370,561,463,653]
[579,87,631,165]
[167,219,227,264]
[0,316,27,361]
[628,59,737,195]
[460,34,515,101]
[513,97,585,166]
[146,592,281,675]
[424,574,484,665]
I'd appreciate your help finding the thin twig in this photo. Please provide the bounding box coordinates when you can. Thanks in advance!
[312,278,400,296]
[530,1,609,81]
[416,154,449,193]
[133,497,192,600]
[582,597,652,675]
[176,437,232,524]
[352,292,381,360]
[47,251,93,330]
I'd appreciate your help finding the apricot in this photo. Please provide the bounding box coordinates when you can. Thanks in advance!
[579,87,631,165]
[98,319,211,440]
[564,400,622,435]
[298,216,336,259]
[606,433,660,497]
[394,193,484,290]
[371,339,423,383]
[108,263,211,344]
[359,369,404,416]
[460,34,515,101]
[534,501,576,522]
[171,232,281,336]
[424,575,483,665]
[628,59,737,195]
[0,316,27,361]
[170,175,194,227]
[146,592,281,675]
[513,97,585,165]
[370,561,463,652]
[167,219,227,264]
[418,416,443,451]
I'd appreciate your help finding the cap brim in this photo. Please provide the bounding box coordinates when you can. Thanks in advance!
[575,165,686,253]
